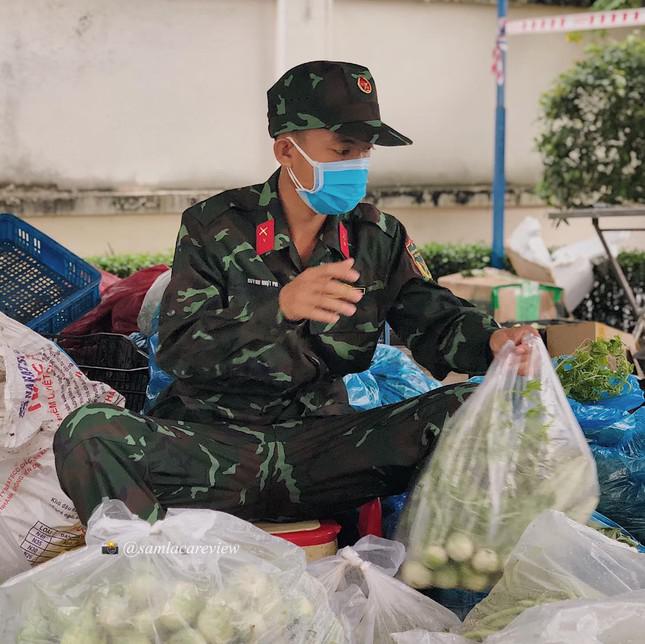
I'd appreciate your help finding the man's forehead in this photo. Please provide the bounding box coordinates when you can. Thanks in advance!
[329,131,373,148]
[296,128,372,148]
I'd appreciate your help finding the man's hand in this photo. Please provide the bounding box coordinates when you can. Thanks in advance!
[489,325,541,375]
[279,258,364,324]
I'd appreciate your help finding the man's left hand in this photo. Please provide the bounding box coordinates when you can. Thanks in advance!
[489,325,541,375]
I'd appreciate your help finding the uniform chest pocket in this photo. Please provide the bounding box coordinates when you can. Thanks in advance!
[308,286,383,337]
[308,289,382,374]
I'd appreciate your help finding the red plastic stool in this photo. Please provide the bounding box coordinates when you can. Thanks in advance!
[358,498,383,538]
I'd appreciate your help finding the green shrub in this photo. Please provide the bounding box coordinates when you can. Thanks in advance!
[86,251,174,278]
[86,245,644,332]
[536,35,645,208]
[419,243,513,279]
[574,250,645,331]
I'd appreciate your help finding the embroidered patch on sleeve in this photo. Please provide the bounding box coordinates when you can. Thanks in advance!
[405,237,432,281]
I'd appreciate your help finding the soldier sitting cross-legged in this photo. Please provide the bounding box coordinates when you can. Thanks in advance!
[53,61,537,526]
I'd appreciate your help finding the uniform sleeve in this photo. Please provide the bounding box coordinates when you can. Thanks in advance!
[385,223,500,379]
[156,210,296,382]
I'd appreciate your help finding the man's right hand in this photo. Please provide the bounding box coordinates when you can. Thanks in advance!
[279,258,364,324]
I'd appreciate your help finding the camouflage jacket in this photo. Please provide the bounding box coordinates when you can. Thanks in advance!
[152,170,499,425]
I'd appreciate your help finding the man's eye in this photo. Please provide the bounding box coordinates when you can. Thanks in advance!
[337,148,351,156]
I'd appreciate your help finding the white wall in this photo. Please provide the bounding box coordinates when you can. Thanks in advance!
[332,1,595,187]
[1,0,624,191]
[23,204,645,257]
[0,0,276,189]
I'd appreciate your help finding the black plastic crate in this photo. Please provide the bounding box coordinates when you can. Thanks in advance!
[47,333,149,412]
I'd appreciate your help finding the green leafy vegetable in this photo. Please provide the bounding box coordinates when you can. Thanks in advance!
[555,336,633,402]
[594,527,641,550]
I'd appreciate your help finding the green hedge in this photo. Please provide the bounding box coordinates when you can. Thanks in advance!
[419,243,513,278]
[86,246,645,332]
[574,251,645,332]
[86,244,501,280]
[86,251,174,278]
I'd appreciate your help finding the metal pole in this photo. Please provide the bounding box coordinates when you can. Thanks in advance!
[275,0,287,78]
[491,0,507,268]
[325,0,334,57]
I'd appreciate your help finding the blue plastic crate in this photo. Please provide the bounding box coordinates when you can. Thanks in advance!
[0,213,100,334]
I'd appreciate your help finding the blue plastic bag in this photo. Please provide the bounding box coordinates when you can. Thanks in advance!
[344,344,441,410]
[566,375,643,432]
[589,407,645,542]
[343,370,381,411]
[581,413,640,448]
[382,492,408,540]
[368,344,441,406]
[553,356,645,432]
[144,305,174,412]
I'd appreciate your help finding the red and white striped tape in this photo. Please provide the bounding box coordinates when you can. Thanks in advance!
[507,9,644,36]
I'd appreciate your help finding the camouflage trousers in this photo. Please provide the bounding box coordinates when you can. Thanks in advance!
[53,383,476,525]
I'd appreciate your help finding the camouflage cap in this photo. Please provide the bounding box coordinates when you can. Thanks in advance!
[267,60,412,147]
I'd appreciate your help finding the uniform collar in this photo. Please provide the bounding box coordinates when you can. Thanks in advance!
[319,213,351,260]
[245,169,292,252]
[239,168,352,259]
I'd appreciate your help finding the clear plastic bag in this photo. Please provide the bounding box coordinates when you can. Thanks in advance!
[589,511,645,552]
[138,269,172,338]
[307,536,460,644]
[484,591,645,644]
[392,631,474,644]
[0,516,30,583]
[0,499,346,644]
[461,510,645,640]
[397,335,599,593]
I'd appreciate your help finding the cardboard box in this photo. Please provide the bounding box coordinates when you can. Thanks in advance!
[505,248,556,285]
[545,321,636,358]
[438,268,562,323]
[438,268,525,305]
[545,320,643,378]
[506,246,595,313]
[492,284,561,324]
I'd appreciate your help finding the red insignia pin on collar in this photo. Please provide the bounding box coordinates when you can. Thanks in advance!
[256,220,275,255]
[339,222,350,259]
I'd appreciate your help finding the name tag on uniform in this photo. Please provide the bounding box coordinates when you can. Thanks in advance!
[247,278,279,288]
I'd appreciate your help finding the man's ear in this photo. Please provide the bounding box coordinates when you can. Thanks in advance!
[273,136,294,167]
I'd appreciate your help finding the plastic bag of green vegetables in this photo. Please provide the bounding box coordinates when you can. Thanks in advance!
[307,536,460,643]
[0,499,346,644]
[461,510,645,641]
[483,591,645,644]
[397,335,599,593]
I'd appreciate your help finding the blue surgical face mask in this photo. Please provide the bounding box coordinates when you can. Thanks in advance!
[286,137,370,216]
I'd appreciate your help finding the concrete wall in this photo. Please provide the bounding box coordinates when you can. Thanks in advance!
[25,205,645,258]
[3,0,641,259]
[0,0,615,190]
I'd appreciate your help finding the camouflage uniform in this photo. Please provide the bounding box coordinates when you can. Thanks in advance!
[54,61,499,525]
